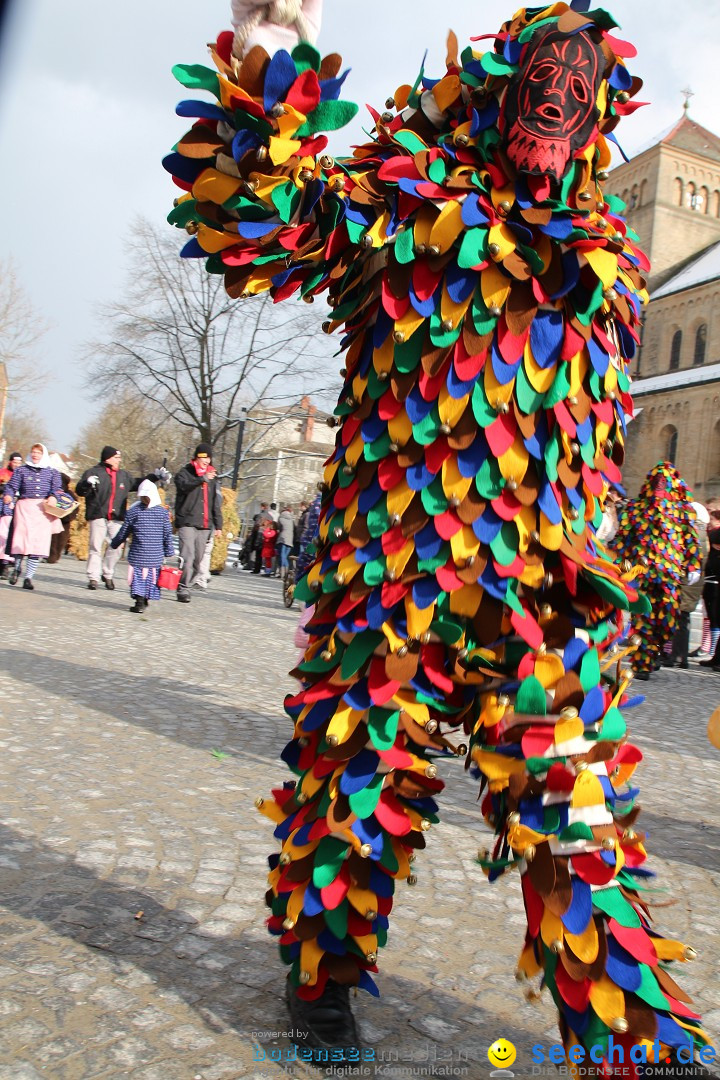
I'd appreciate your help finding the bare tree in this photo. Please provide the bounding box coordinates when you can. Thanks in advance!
[70,390,189,477]
[2,409,50,455]
[0,260,50,441]
[85,219,339,446]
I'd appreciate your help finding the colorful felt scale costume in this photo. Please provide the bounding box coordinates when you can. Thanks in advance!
[614,462,701,676]
[164,1,709,1068]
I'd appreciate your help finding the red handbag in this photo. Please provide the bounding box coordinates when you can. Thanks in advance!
[157,565,182,591]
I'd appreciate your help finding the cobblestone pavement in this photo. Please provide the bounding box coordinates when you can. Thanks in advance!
[2,558,720,1080]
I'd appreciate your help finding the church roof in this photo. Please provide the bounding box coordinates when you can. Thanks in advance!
[652,240,720,299]
[631,361,720,398]
[659,114,720,162]
[629,113,720,163]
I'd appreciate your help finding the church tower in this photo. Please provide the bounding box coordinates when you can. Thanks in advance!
[606,106,720,292]
[604,106,720,500]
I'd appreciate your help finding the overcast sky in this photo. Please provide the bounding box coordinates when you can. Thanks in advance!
[0,0,718,452]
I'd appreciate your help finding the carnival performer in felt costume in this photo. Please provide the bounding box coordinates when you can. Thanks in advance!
[164,1,710,1069]
[614,462,701,680]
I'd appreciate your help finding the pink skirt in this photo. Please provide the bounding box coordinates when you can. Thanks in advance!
[11,499,63,557]
[0,515,11,561]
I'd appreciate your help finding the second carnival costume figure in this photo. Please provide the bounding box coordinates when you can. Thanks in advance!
[164,0,710,1069]
[614,462,701,679]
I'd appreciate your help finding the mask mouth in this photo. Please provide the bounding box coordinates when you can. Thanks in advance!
[534,102,567,127]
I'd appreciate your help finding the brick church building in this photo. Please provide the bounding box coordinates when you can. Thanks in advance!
[605,106,720,500]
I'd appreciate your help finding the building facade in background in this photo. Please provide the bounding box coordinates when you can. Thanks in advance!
[605,108,720,500]
[232,396,335,520]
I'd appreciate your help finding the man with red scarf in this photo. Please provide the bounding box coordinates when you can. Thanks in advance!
[173,443,223,604]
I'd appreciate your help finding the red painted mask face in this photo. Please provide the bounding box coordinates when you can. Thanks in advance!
[503,28,603,182]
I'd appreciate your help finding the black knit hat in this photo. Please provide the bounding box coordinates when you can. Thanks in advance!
[8,451,22,462]
[101,445,120,462]
[194,442,213,458]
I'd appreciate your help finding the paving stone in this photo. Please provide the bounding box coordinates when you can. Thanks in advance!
[1,560,719,1079]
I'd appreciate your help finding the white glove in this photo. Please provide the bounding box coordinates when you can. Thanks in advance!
[155,467,171,486]
[687,571,701,585]
[87,475,100,488]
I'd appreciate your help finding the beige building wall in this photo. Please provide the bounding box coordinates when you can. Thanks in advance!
[635,277,719,379]
[606,143,720,288]
[602,116,720,499]
[624,380,720,500]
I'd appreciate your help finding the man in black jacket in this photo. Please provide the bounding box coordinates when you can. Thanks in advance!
[174,443,223,603]
[76,447,141,590]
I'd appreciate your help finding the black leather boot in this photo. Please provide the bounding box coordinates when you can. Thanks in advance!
[285,977,360,1053]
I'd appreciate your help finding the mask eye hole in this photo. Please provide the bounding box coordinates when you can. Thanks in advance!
[571,75,589,103]
[529,60,558,82]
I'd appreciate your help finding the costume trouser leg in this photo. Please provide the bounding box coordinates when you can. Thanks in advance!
[671,611,690,665]
[262,611,703,1058]
[631,581,680,673]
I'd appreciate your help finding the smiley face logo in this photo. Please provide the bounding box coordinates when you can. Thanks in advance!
[488,1038,517,1070]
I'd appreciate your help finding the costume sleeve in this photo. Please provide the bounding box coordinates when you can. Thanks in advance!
[163,35,364,302]
[4,469,21,498]
[110,507,135,548]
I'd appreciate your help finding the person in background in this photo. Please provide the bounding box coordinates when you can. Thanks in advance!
[277,504,294,579]
[293,501,308,557]
[665,502,709,669]
[596,486,620,544]
[75,446,141,592]
[699,511,720,671]
[194,485,223,589]
[2,443,64,590]
[0,451,22,491]
[613,461,701,680]
[700,506,720,665]
[0,451,23,579]
[261,516,278,575]
[46,453,78,565]
[294,492,321,582]
[173,443,223,604]
[268,501,279,522]
[250,515,264,573]
[110,480,174,613]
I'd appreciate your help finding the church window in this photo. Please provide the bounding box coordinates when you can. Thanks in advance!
[669,329,682,370]
[659,423,679,464]
[629,183,639,210]
[694,324,707,366]
[685,181,704,211]
[713,190,720,218]
[700,186,710,214]
[673,178,683,206]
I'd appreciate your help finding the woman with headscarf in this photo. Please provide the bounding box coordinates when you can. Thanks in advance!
[1,443,64,589]
[614,462,701,679]
[110,480,174,613]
